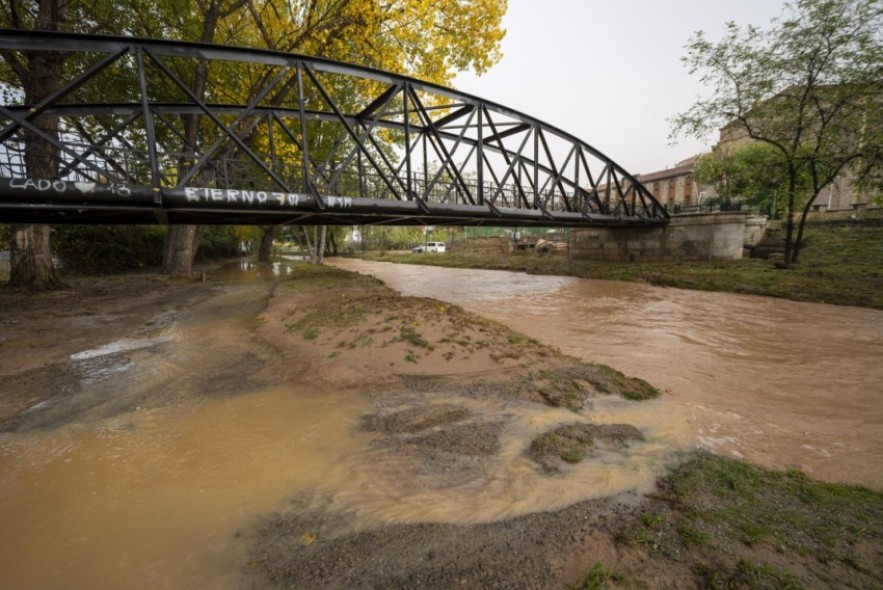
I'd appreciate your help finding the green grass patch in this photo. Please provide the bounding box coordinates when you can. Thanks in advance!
[397,326,432,349]
[574,562,622,590]
[660,452,883,565]
[610,452,883,587]
[702,558,804,590]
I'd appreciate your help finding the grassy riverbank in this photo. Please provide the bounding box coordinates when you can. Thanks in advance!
[359,222,883,310]
[605,452,883,589]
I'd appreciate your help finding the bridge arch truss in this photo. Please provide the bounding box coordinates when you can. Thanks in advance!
[0,31,668,228]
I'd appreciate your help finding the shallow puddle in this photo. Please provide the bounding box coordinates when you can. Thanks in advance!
[0,386,372,590]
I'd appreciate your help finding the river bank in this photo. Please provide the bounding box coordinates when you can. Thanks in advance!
[360,222,883,310]
[1,263,881,589]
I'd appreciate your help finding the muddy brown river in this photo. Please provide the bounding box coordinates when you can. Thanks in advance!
[332,259,883,490]
[1,260,881,589]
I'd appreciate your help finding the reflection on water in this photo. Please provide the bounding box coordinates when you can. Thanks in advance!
[210,260,294,282]
[332,259,883,489]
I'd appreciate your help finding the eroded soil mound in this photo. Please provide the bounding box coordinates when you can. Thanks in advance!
[362,403,471,434]
[528,422,645,472]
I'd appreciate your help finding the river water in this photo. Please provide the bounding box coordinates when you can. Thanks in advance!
[1,260,880,589]
[332,259,883,490]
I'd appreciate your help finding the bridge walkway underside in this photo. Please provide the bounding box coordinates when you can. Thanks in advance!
[0,178,666,227]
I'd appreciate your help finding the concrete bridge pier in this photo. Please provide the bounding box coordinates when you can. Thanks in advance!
[569,212,754,262]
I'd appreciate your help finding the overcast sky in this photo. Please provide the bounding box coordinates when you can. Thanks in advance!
[454,0,788,175]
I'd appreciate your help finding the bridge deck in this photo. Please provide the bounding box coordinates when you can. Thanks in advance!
[0,178,665,227]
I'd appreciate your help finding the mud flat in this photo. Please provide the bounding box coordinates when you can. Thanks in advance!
[0,262,880,589]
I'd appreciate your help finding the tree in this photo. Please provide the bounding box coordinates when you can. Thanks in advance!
[2,1,507,279]
[0,0,152,289]
[143,0,507,272]
[243,0,507,266]
[671,0,883,265]
[693,142,811,217]
[2,1,102,289]
[692,149,753,206]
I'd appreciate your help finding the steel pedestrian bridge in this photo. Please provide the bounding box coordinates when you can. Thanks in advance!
[0,31,668,228]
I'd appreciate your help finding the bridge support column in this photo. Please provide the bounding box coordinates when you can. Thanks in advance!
[569,212,747,262]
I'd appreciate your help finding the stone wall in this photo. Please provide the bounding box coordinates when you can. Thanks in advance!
[744,215,768,247]
[806,205,883,222]
[569,212,747,262]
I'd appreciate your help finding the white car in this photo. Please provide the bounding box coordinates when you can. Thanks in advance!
[412,241,446,253]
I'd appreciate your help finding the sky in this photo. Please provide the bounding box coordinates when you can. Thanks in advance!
[454,0,789,175]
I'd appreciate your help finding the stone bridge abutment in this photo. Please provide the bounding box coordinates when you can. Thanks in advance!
[569,212,753,262]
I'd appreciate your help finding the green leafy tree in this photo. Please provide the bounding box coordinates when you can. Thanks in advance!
[240,0,507,265]
[672,0,883,265]
[693,143,813,218]
[157,0,507,270]
[0,0,141,290]
[2,0,508,281]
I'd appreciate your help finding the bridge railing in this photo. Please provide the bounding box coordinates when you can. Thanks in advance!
[1,138,606,213]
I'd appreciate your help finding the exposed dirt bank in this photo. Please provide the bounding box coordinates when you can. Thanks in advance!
[1,263,880,589]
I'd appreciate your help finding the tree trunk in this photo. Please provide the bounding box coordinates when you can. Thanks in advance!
[792,190,823,264]
[291,227,307,254]
[328,229,338,256]
[316,225,327,264]
[162,225,206,277]
[301,226,315,262]
[5,2,69,291]
[782,174,798,267]
[7,224,66,290]
[163,4,221,278]
[258,226,279,262]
